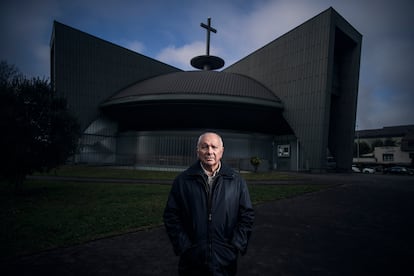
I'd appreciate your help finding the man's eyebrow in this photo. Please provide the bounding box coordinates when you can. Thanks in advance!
[200,144,219,147]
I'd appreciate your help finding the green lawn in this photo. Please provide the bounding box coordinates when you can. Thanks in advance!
[36,165,299,181]
[36,165,180,180]
[1,167,331,258]
[1,180,171,258]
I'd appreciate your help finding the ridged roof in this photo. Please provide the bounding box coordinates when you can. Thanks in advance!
[103,71,282,108]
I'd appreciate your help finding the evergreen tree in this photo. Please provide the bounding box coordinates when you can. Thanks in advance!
[0,61,80,189]
[371,139,384,149]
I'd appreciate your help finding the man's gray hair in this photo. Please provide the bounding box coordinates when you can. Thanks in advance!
[197,132,224,148]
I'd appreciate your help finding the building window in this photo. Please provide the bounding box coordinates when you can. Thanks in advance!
[382,153,394,162]
[277,144,290,158]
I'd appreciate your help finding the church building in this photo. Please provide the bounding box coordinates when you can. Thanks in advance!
[50,7,362,172]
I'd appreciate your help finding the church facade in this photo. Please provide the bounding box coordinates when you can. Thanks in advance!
[50,7,362,172]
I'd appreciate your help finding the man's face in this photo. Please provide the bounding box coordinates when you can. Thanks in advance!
[197,133,224,171]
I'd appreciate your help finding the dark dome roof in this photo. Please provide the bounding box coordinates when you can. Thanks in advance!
[102,71,283,108]
[101,71,293,135]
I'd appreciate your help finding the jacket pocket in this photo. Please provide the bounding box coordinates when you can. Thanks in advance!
[213,240,238,266]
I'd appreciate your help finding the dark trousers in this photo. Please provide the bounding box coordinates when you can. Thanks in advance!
[178,259,237,276]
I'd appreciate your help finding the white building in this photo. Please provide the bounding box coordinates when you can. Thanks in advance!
[354,125,414,167]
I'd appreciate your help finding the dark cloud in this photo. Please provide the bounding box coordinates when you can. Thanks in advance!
[347,0,414,129]
[0,0,58,78]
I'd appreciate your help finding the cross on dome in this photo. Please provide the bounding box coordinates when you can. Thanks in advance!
[200,18,217,56]
[190,17,225,71]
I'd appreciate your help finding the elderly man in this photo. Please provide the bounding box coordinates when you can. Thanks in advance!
[163,132,254,276]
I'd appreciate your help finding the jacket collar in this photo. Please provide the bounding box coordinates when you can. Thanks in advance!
[186,161,234,178]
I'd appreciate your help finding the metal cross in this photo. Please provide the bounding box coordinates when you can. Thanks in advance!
[200,18,217,56]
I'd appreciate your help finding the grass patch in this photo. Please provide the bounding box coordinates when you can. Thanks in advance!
[36,165,299,181]
[242,171,300,181]
[2,168,331,258]
[248,184,330,204]
[36,165,180,180]
[1,180,171,259]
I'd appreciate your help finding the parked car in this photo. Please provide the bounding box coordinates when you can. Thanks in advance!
[362,167,375,174]
[352,165,361,173]
[383,166,413,175]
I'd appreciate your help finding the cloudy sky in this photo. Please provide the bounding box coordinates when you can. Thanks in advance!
[1,0,413,130]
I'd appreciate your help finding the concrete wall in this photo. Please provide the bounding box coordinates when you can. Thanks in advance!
[225,8,362,171]
[51,21,180,132]
[374,146,412,165]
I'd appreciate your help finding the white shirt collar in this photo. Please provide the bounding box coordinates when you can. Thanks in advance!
[200,161,221,177]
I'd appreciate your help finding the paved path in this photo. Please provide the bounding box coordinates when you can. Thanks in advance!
[4,173,414,275]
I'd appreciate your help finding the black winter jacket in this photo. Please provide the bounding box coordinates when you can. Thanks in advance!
[163,161,254,274]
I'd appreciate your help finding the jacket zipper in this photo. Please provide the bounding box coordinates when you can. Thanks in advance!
[199,175,214,219]
[201,175,216,266]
